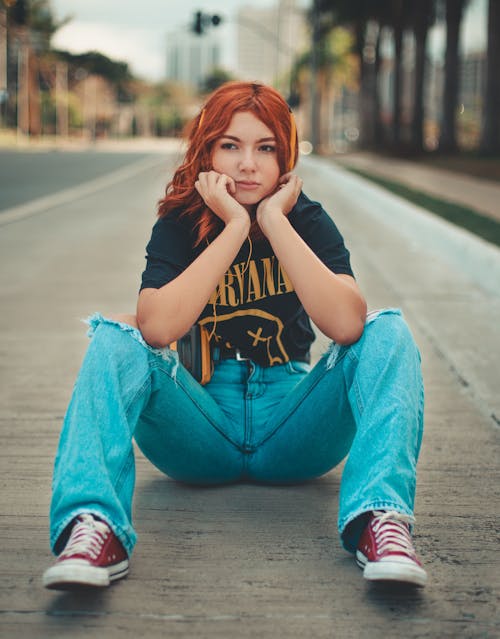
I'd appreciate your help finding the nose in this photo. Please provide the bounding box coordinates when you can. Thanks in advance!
[238,148,257,171]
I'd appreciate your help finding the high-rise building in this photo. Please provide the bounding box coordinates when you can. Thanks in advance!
[165,29,221,90]
[236,0,308,90]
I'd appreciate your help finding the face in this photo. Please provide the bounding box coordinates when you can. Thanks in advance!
[211,111,281,211]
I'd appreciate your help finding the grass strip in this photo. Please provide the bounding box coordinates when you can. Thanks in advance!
[346,167,500,248]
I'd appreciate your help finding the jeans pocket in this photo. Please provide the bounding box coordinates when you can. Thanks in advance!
[286,360,312,375]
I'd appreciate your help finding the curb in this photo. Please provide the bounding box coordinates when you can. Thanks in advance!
[303,156,500,297]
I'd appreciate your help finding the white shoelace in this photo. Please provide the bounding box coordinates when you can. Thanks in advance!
[371,510,417,558]
[59,514,110,560]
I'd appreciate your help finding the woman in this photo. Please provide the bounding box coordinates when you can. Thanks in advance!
[43,81,427,590]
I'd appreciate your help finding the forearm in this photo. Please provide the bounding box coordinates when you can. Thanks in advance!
[261,213,367,344]
[137,218,249,347]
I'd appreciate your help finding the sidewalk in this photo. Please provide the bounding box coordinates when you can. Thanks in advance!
[0,147,498,638]
[332,151,500,223]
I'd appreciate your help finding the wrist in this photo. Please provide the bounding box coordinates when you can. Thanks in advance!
[225,215,251,236]
[258,208,288,236]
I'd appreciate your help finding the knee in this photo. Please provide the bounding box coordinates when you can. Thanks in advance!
[365,310,419,356]
[86,315,147,366]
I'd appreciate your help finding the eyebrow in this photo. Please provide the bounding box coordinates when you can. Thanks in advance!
[220,134,276,143]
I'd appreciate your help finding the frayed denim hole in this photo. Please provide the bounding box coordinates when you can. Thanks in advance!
[365,307,402,326]
[325,342,343,370]
[153,355,183,389]
[83,312,179,380]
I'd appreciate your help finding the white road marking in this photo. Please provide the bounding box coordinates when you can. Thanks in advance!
[0,154,166,227]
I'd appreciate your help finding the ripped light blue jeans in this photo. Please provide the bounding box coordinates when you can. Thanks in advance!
[49,309,424,556]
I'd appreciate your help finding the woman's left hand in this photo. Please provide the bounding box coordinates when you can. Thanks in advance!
[256,173,303,232]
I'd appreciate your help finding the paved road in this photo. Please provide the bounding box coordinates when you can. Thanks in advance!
[0,150,156,210]
[0,147,498,638]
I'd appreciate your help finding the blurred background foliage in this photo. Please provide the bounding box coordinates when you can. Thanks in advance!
[0,0,498,158]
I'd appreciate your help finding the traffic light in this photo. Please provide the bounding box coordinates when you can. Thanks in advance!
[193,11,203,35]
[191,11,223,36]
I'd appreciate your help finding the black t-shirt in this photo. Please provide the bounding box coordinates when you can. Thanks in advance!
[140,192,354,367]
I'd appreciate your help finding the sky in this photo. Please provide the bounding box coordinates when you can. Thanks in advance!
[50,0,309,81]
[50,0,487,83]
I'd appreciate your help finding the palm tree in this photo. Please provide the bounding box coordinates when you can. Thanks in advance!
[409,0,435,153]
[439,0,468,153]
[6,0,68,134]
[291,22,356,153]
[314,0,434,153]
[315,0,382,148]
[387,0,407,149]
[479,0,500,154]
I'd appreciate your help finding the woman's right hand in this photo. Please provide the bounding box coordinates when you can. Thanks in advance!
[138,172,253,349]
[195,171,250,229]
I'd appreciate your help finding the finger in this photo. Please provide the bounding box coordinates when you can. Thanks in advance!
[197,172,211,188]
[207,171,221,187]
[197,171,210,183]
[278,175,298,190]
[278,172,293,185]
[215,173,235,195]
[214,172,227,184]
[225,176,236,195]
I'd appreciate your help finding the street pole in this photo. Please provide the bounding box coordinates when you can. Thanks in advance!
[309,0,320,151]
[56,61,68,139]
[0,7,7,126]
[275,2,282,90]
[16,33,29,140]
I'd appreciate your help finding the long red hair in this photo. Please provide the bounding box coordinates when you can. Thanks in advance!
[157,81,298,245]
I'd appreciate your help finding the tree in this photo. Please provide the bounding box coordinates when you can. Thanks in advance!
[293,12,357,153]
[387,0,409,150]
[408,0,435,153]
[439,0,468,153]
[201,68,234,94]
[8,0,68,48]
[53,50,135,102]
[315,0,381,148]
[479,0,500,154]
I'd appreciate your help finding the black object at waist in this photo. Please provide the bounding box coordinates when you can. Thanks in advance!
[212,344,310,364]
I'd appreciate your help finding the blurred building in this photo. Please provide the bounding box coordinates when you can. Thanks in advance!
[375,19,486,150]
[236,0,308,90]
[165,29,221,90]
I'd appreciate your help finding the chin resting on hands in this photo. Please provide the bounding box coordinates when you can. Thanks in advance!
[194,171,250,227]
[257,173,303,223]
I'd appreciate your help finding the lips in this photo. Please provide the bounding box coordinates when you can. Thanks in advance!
[236,181,260,189]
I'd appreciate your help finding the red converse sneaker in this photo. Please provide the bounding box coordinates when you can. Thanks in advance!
[356,510,427,587]
[43,514,129,589]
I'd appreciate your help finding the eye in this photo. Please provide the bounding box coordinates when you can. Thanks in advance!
[259,144,276,153]
[220,142,237,150]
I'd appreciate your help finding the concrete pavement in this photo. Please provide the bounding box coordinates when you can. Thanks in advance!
[0,142,498,638]
[333,151,500,223]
